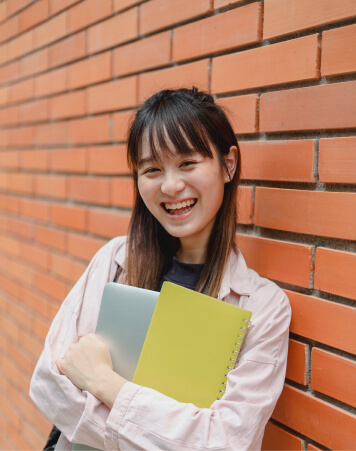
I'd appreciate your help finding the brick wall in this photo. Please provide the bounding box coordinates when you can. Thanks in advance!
[0,0,355,449]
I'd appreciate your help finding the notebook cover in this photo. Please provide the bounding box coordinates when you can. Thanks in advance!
[132,282,252,408]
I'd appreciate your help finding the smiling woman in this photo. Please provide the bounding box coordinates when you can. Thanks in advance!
[30,87,291,451]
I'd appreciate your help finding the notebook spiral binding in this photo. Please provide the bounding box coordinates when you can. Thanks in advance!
[217,318,251,401]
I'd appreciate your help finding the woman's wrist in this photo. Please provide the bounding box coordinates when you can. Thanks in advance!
[90,368,127,409]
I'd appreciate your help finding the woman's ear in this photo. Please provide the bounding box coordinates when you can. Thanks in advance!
[224,145,238,181]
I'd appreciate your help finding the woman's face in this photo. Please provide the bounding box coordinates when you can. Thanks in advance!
[137,135,231,247]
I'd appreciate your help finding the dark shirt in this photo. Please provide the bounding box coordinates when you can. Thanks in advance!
[159,257,204,291]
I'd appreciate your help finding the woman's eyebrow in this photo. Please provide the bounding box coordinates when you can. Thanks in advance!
[138,156,155,167]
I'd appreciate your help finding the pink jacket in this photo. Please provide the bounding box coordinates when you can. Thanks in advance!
[30,236,291,450]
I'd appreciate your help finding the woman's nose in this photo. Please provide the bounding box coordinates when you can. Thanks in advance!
[161,172,185,196]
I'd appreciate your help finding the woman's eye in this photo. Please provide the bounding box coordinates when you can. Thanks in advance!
[143,167,160,175]
[180,161,196,168]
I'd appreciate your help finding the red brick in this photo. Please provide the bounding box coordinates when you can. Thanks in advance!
[34,174,67,200]
[0,15,18,45]
[88,8,138,54]
[50,252,86,283]
[319,137,356,184]
[217,95,257,134]
[237,186,254,225]
[314,248,356,300]
[50,0,81,15]
[262,422,303,451]
[7,125,35,147]
[5,217,34,239]
[0,2,6,23]
[34,270,69,302]
[236,234,313,288]
[113,31,171,77]
[240,140,315,182]
[20,241,49,271]
[6,0,33,16]
[0,151,20,169]
[0,42,6,65]
[88,208,131,238]
[174,4,261,62]
[50,203,87,231]
[69,176,111,205]
[307,445,322,451]
[112,110,134,142]
[20,149,49,171]
[49,90,86,119]
[20,287,51,321]
[87,77,137,114]
[19,99,49,123]
[68,51,111,90]
[6,173,33,194]
[113,0,142,12]
[286,339,308,385]
[50,147,87,173]
[0,194,20,213]
[0,234,21,256]
[7,29,33,61]
[68,115,110,144]
[212,34,319,94]
[272,385,355,450]
[322,23,356,77]
[264,0,356,39]
[88,145,130,174]
[0,85,7,106]
[255,188,356,241]
[140,0,211,34]
[35,121,68,146]
[34,67,67,97]
[20,48,49,77]
[0,105,19,126]
[67,0,112,34]
[0,60,20,84]
[311,348,356,408]
[288,290,356,355]
[67,232,105,261]
[33,12,67,48]
[8,78,34,104]
[19,0,49,32]
[49,31,86,68]
[34,224,66,251]
[111,177,134,208]
[139,59,210,102]
[261,81,356,132]
[20,197,50,222]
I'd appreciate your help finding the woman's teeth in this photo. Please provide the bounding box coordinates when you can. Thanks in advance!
[164,199,196,214]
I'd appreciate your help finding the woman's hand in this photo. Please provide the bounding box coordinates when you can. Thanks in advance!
[56,334,127,409]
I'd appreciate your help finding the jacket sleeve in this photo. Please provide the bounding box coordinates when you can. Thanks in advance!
[29,238,122,450]
[103,283,291,451]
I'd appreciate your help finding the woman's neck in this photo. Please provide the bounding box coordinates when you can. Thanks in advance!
[176,237,207,264]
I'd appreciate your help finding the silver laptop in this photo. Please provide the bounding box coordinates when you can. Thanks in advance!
[71,283,159,451]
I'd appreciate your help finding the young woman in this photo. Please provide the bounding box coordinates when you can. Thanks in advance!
[30,87,291,451]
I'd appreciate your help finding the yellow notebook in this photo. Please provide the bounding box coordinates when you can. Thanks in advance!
[132,282,252,408]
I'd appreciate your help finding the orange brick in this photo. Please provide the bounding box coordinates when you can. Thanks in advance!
[288,290,356,355]
[240,140,315,182]
[68,51,111,90]
[88,8,138,54]
[19,0,49,32]
[49,31,86,68]
[34,174,67,199]
[87,77,137,114]
[34,67,67,97]
[50,203,87,231]
[322,23,356,77]
[0,234,21,256]
[35,121,68,145]
[50,252,86,283]
[319,137,356,184]
[0,194,20,213]
[113,31,171,77]
[7,125,35,147]
[0,2,6,22]
[6,0,33,16]
[88,145,130,174]
[6,173,33,194]
[314,248,356,300]
[0,104,18,128]
[67,232,105,261]
[113,0,141,12]
[20,286,51,321]
[286,339,308,385]
[111,177,134,208]
[20,197,50,221]
[50,147,87,173]
[237,186,254,225]
[217,95,257,134]
[5,217,33,239]
[20,48,49,77]
[88,208,131,238]
[50,0,81,15]
[272,385,355,450]
[140,0,211,34]
[0,42,6,65]
[236,234,313,288]
[19,99,49,123]
[0,85,7,107]
[0,60,20,84]
[7,29,33,61]
[264,0,356,39]
[212,34,319,94]
[49,90,86,119]
[20,241,49,271]
[69,176,111,205]
[0,151,20,169]
[261,81,356,132]
[0,15,18,45]
[255,188,356,241]
[67,0,112,34]
[174,4,261,62]
[307,445,322,451]
[311,348,356,408]
[138,59,210,102]
[8,78,34,104]
[34,224,66,251]
[33,12,67,48]
[20,149,49,171]
[112,110,135,142]
[68,114,110,144]
[262,422,303,451]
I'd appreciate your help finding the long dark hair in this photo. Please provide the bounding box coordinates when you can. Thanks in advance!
[123,87,241,298]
